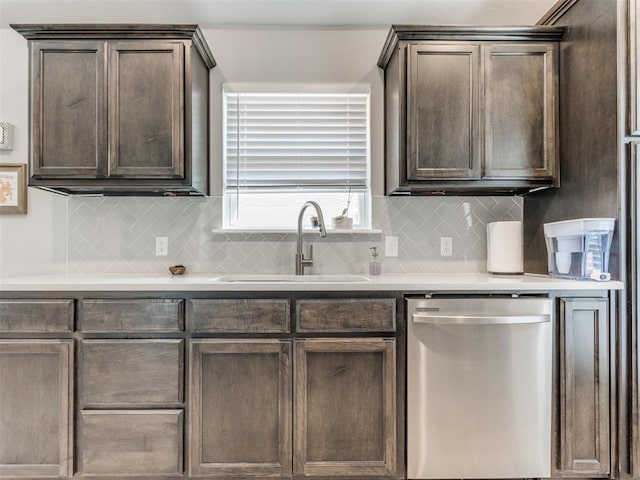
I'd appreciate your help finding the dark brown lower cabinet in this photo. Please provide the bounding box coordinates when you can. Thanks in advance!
[189,339,292,477]
[6,292,621,480]
[0,294,400,479]
[558,297,610,476]
[294,338,396,477]
[0,340,73,478]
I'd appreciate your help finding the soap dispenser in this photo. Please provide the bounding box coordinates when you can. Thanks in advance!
[369,247,381,275]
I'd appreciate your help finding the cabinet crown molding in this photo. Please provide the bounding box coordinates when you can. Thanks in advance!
[537,0,581,26]
[10,23,216,69]
[377,25,566,69]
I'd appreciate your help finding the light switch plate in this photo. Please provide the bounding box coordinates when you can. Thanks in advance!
[0,122,14,151]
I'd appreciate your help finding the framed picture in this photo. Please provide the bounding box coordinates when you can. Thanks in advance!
[0,164,27,214]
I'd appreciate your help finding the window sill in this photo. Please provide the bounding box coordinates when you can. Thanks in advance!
[211,228,382,235]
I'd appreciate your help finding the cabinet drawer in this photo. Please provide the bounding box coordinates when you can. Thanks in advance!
[79,299,184,332]
[80,410,183,476]
[190,299,290,333]
[0,299,73,333]
[81,340,184,406]
[296,299,396,332]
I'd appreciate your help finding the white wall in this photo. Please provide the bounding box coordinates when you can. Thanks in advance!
[203,28,388,195]
[0,28,67,277]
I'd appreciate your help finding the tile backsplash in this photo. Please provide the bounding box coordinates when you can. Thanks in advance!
[67,195,522,274]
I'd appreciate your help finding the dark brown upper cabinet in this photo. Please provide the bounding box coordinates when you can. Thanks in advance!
[378,26,564,195]
[11,24,215,196]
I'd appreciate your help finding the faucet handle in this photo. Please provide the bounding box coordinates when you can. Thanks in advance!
[308,244,314,261]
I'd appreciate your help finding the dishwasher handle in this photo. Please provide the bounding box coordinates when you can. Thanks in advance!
[412,312,550,325]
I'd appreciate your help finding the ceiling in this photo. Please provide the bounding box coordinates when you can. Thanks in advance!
[0,0,560,29]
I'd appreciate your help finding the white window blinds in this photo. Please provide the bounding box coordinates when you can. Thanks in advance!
[224,91,369,189]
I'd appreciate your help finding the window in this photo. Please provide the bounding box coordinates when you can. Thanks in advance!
[223,85,371,229]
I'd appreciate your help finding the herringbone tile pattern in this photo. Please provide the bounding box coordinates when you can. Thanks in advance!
[67,196,522,274]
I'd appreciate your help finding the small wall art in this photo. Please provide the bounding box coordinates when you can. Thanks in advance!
[0,164,27,214]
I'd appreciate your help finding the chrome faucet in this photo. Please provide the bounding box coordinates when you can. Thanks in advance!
[296,201,327,275]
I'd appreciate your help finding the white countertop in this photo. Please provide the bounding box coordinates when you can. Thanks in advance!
[0,273,624,292]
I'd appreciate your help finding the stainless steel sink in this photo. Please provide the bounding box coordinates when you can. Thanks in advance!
[212,274,371,283]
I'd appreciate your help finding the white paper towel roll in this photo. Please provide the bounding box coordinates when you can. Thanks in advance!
[487,221,523,274]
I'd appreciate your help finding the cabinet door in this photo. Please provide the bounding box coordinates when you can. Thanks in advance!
[558,298,610,476]
[407,44,481,179]
[108,41,184,178]
[294,338,396,477]
[31,41,106,178]
[0,340,73,478]
[189,340,292,477]
[483,44,558,179]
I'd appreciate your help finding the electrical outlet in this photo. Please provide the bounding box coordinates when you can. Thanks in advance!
[440,237,453,257]
[155,236,169,256]
[385,236,399,257]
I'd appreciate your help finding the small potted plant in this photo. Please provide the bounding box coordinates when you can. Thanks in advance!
[331,187,353,229]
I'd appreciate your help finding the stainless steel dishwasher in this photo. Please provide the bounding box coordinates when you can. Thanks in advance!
[407,296,553,479]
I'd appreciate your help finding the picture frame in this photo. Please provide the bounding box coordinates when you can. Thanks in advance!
[0,164,27,214]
